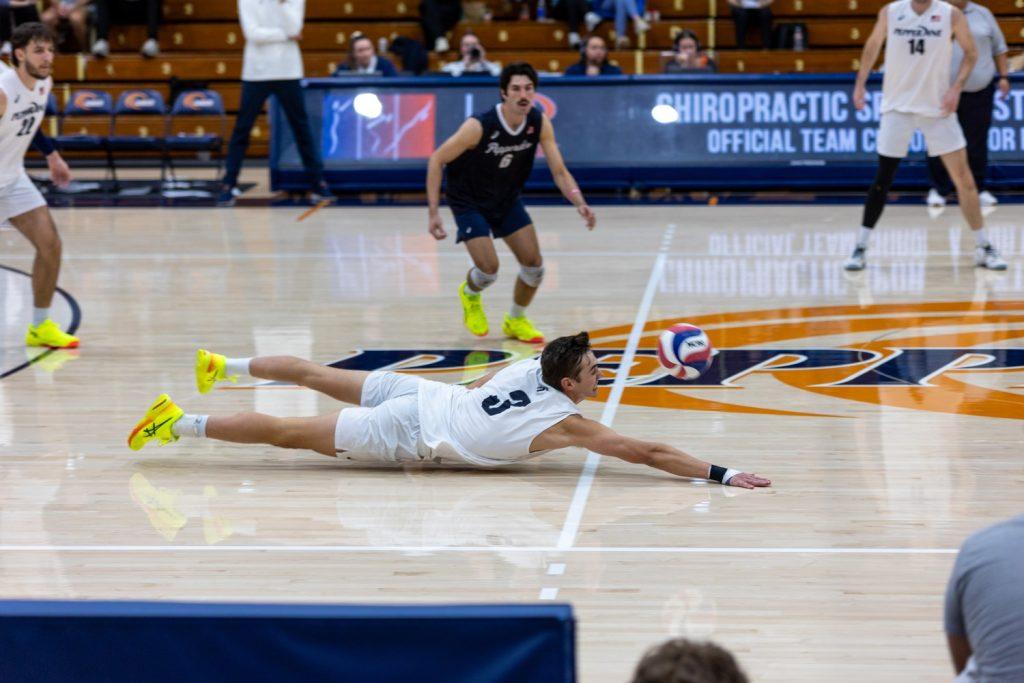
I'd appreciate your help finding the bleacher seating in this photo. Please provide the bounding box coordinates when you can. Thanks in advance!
[9,0,1019,162]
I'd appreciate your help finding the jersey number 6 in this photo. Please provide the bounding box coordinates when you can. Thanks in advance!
[482,390,531,416]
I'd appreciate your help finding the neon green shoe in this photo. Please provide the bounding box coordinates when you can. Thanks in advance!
[129,473,187,541]
[195,348,236,394]
[127,394,184,451]
[26,319,79,349]
[459,281,489,337]
[502,314,545,344]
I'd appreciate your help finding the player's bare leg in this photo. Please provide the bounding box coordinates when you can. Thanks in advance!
[249,356,370,404]
[941,147,1006,270]
[459,236,499,336]
[205,411,340,457]
[501,225,545,343]
[9,206,61,310]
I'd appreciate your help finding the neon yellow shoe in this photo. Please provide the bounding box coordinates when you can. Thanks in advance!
[129,473,187,541]
[459,281,489,337]
[127,393,184,451]
[502,314,545,344]
[195,348,236,394]
[25,319,79,349]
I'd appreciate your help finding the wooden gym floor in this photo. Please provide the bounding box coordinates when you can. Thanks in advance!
[2,202,1023,681]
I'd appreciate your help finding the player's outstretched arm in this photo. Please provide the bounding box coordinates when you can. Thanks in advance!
[945,7,978,115]
[538,416,771,488]
[539,116,595,230]
[426,118,483,240]
[853,7,888,111]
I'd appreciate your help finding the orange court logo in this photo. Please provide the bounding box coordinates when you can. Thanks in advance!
[252,302,1024,421]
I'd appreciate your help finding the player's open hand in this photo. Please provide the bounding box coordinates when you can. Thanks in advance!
[578,203,596,230]
[428,214,447,240]
[47,153,72,188]
[852,84,867,111]
[726,472,771,489]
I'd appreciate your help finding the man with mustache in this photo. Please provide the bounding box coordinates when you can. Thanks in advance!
[426,62,596,344]
[0,22,78,349]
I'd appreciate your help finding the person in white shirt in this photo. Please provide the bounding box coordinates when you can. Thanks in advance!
[218,0,329,206]
[843,0,1006,272]
[128,332,772,490]
[0,23,78,349]
[441,33,501,77]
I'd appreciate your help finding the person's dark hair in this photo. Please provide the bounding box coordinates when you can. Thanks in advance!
[580,34,609,65]
[631,638,749,683]
[674,29,701,52]
[11,22,55,68]
[541,331,591,392]
[500,62,538,95]
[348,33,374,68]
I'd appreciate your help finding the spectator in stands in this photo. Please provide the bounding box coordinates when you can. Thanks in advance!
[727,0,773,50]
[332,33,398,77]
[219,0,329,206]
[419,0,461,53]
[584,0,648,49]
[926,0,1011,208]
[441,32,501,77]
[945,515,1024,681]
[1,0,41,57]
[39,0,90,53]
[631,638,749,683]
[664,29,716,73]
[565,34,622,76]
[91,0,160,58]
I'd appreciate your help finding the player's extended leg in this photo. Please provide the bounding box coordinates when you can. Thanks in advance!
[843,155,901,272]
[459,235,500,336]
[196,349,369,403]
[941,147,1006,270]
[127,392,339,457]
[500,224,545,343]
[9,206,78,348]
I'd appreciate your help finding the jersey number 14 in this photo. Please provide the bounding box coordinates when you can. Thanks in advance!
[908,39,925,55]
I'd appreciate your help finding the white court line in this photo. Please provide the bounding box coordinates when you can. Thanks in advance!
[538,588,559,600]
[556,225,676,551]
[0,545,957,554]
[547,563,566,576]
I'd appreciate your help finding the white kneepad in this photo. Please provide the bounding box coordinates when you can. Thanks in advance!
[518,265,545,287]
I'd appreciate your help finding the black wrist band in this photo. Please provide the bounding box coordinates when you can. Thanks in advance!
[709,465,727,483]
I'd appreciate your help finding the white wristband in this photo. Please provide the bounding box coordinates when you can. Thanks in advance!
[723,468,741,485]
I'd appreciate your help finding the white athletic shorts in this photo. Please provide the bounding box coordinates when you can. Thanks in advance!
[877,111,966,158]
[334,371,429,463]
[0,172,47,223]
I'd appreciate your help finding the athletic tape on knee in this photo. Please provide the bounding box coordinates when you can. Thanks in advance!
[469,267,498,290]
[518,265,545,287]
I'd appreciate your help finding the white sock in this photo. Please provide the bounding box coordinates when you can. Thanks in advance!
[172,414,208,438]
[510,304,527,318]
[33,307,48,325]
[225,358,252,376]
[857,227,873,249]
[973,228,989,248]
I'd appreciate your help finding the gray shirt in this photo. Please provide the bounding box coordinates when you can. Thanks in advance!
[944,515,1024,682]
[950,2,1008,92]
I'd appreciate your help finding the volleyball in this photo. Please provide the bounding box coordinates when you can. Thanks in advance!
[657,323,714,380]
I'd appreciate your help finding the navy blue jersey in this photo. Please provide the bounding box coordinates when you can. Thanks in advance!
[445,104,543,217]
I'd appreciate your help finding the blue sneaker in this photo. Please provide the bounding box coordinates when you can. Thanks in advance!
[216,186,236,207]
[310,181,333,204]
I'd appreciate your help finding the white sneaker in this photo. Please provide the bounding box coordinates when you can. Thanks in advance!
[0,41,11,57]
[433,36,449,53]
[975,243,1007,270]
[140,38,159,58]
[91,39,109,57]
[843,245,867,271]
[979,190,998,207]
[632,16,650,33]
[585,11,602,32]
[926,188,946,207]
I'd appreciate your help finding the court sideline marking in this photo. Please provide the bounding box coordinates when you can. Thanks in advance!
[556,224,676,551]
[0,545,958,554]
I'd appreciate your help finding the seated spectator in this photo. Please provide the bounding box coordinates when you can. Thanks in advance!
[565,34,622,76]
[419,0,460,53]
[632,638,749,683]
[727,0,773,50]
[515,0,588,48]
[585,0,648,49]
[1,0,41,57]
[39,0,90,53]
[441,33,500,77]
[664,29,716,73]
[91,0,161,58]
[945,515,1024,682]
[333,34,398,77]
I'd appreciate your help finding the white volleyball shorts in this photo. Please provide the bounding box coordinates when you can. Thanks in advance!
[877,111,966,158]
[0,172,47,224]
[334,371,428,463]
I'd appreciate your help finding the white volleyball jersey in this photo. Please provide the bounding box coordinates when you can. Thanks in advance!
[0,66,51,187]
[417,358,581,467]
[881,0,954,116]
